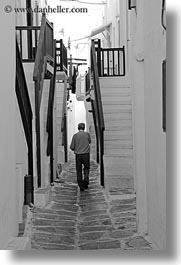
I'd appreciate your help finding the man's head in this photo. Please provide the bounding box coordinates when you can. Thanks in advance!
[78,123,85,131]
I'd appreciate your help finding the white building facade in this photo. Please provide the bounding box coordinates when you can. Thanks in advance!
[0,0,63,249]
[93,0,166,249]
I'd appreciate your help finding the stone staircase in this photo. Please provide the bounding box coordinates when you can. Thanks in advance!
[99,77,134,195]
[28,160,152,251]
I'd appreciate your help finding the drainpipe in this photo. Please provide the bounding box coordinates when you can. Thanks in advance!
[26,0,33,59]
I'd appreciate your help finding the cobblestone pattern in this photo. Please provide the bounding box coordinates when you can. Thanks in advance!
[29,160,152,250]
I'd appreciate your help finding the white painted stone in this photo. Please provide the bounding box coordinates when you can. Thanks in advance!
[6,237,31,250]
[34,186,51,208]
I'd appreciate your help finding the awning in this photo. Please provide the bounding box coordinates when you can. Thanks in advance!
[90,22,112,38]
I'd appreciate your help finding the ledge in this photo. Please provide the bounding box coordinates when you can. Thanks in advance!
[34,186,51,208]
[6,237,31,250]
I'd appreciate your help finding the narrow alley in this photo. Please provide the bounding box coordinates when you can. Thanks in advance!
[0,0,166,251]
[26,160,152,250]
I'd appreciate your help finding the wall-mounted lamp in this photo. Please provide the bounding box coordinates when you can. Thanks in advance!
[128,0,136,10]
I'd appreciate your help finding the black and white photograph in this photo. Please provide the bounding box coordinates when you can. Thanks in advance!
[0,0,178,258]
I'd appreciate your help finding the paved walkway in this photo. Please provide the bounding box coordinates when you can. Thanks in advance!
[27,160,152,250]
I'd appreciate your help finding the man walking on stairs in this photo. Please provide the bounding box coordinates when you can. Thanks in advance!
[70,123,91,191]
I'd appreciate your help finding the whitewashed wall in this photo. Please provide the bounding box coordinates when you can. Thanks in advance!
[132,0,166,249]
[99,0,166,249]
[143,0,166,249]
[0,0,28,249]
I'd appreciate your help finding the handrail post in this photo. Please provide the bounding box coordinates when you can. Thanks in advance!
[91,39,105,187]
[33,13,54,187]
[28,141,34,203]
[97,39,101,76]
[50,112,54,184]
[122,46,126,76]
[16,40,34,203]
[26,0,33,60]
[27,30,33,60]
[35,78,41,188]
[64,114,68,163]
[60,39,63,71]
[100,129,104,186]
[46,40,57,184]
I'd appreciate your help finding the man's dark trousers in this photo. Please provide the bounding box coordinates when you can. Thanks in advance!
[75,153,90,189]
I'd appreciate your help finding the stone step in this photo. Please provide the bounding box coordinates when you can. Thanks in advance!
[105,175,134,191]
[56,98,64,104]
[102,98,131,104]
[56,118,63,124]
[103,104,132,112]
[105,143,133,150]
[105,119,132,127]
[56,87,64,93]
[104,165,133,176]
[105,132,132,140]
[105,139,133,146]
[104,113,132,120]
[102,95,131,102]
[6,237,31,250]
[101,90,131,96]
[56,110,64,117]
[105,129,132,135]
[104,155,133,165]
[100,77,131,88]
[104,148,133,156]
[105,125,132,131]
[29,159,152,251]
[56,104,64,111]
[103,106,132,114]
[105,136,132,141]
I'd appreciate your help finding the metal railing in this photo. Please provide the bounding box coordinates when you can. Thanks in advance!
[16,40,34,203]
[16,26,40,62]
[56,39,68,74]
[45,19,54,64]
[54,40,68,162]
[91,40,105,186]
[61,84,68,163]
[33,14,54,187]
[95,39,126,77]
[46,40,57,184]
[16,15,54,63]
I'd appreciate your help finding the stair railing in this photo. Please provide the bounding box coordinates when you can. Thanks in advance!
[16,17,54,64]
[33,13,54,187]
[61,83,68,163]
[56,40,68,74]
[16,40,34,203]
[95,39,126,77]
[55,39,68,163]
[91,40,105,186]
[46,40,57,184]
[16,26,40,62]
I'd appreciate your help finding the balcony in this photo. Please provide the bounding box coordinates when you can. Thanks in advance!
[56,40,68,82]
[94,39,126,77]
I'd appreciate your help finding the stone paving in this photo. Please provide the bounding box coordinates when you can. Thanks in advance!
[28,160,153,250]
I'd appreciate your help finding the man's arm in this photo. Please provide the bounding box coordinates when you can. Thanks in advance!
[70,135,75,151]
